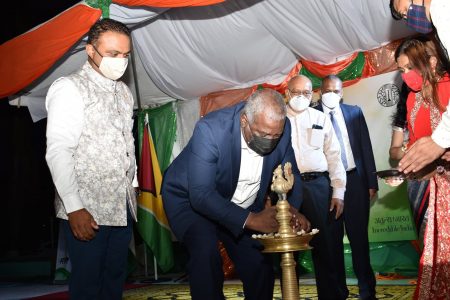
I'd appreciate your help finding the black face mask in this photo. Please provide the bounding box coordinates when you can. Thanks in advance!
[247,132,280,156]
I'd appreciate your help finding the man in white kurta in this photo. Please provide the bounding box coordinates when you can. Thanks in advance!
[286,75,347,300]
[45,19,136,300]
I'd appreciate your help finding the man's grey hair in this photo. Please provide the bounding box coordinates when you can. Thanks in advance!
[243,89,287,124]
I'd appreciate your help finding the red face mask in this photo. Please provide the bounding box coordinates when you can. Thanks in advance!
[401,69,423,92]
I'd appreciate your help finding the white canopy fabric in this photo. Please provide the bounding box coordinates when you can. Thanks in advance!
[9,0,413,122]
[132,0,413,100]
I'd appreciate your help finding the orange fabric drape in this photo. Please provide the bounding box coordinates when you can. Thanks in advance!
[112,0,225,7]
[300,52,359,78]
[0,4,101,98]
[365,39,402,76]
[200,40,402,111]
[200,63,301,115]
[200,87,256,116]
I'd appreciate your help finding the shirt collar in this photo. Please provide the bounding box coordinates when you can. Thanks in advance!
[322,103,341,116]
[287,105,308,118]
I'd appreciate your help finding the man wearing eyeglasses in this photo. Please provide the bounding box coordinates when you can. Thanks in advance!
[285,75,347,300]
[389,0,450,174]
[162,89,310,300]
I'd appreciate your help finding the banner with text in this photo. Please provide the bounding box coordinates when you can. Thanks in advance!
[340,71,416,242]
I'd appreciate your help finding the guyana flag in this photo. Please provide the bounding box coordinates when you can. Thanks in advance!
[137,114,174,272]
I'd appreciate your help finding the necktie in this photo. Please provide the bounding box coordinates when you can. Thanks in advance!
[329,111,348,170]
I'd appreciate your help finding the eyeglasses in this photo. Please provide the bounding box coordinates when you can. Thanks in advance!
[288,89,312,97]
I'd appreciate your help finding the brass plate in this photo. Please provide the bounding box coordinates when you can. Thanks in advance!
[255,235,315,253]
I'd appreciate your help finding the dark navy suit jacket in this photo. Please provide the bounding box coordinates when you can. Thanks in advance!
[316,103,378,191]
[162,102,302,240]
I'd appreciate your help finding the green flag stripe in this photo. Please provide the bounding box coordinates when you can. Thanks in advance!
[137,203,172,231]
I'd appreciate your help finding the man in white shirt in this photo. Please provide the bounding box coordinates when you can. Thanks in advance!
[286,75,347,300]
[389,0,450,173]
[161,89,310,300]
[317,75,378,300]
[45,19,136,300]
